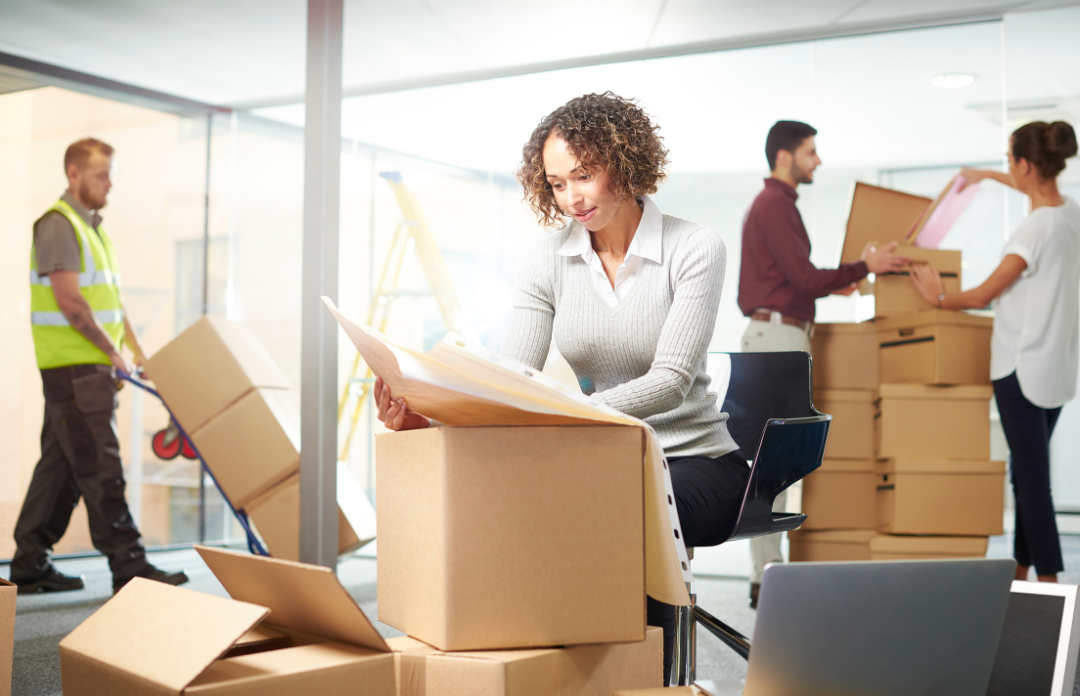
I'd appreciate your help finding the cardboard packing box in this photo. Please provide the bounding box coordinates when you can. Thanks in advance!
[813,389,878,460]
[0,579,14,696]
[877,310,993,385]
[387,627,662,696]
[246,462,379,560]
[60,546,394,696]
[376,425,646,651]
[870,534,988,560]
[614,680,728,696]
[876,458,1005,536]
[877,383,991,460]
[145,315,291,433]
[839,183,932,266]
[188,387,301,510]
[788,529,875,562]
[867,247,962,318]
[811,322,879,390]
[800,459,876,530]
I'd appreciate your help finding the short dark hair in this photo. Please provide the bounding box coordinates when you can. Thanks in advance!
[765,121,817,171]
[1011,121,1077,181]
[64,138,114,174]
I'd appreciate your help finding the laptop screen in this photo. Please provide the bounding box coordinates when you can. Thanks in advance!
[986,593,1065,696]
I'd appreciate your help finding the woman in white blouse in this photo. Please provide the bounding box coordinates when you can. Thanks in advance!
[912,120,1079,583]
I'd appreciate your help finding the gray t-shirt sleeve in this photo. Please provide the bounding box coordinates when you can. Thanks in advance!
[34,212,81,273]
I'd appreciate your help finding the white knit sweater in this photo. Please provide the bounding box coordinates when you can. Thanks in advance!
[502,213,739,459]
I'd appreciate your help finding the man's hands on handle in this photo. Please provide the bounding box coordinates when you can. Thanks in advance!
[861,241,910,275]
[374,376,431,431]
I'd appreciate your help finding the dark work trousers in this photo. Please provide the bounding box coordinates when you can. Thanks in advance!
[993,372,1064,575]
[647,450,750,683]
[11,364,148,584]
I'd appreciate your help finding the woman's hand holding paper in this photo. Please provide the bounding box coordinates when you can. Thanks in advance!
[375,375,431,431]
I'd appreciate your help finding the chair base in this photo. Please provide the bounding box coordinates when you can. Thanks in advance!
[670,597,752,686]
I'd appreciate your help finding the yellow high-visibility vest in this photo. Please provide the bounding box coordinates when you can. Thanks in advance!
[29,199,124,369]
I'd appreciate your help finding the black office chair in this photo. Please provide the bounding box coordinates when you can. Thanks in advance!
[670,351,831,685]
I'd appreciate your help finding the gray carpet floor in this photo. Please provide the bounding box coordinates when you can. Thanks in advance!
[6,534,1080,695]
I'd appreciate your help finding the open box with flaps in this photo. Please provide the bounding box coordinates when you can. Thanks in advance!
[789,529,876,561]
[811,322,879,390]
[814,389,878,460]
[59,546,394,696]
[800,459,876,531]
[870,534,989,560]
[876,458,1005,536]
[876,309,992,386]
[877,383,992,460]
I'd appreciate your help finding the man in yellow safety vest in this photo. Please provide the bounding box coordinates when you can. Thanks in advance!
[12,138,189,595]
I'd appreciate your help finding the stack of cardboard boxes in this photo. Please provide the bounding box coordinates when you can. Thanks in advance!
[790,183,1005,562]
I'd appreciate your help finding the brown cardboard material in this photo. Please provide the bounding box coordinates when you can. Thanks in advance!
[801,460,876,530]
[811,322,879,390]
[867,247,962,318]
[0,579,14,696]
[59,546,394,696]
[877,383,992,460]
[377,425,646,651]
[877,309,992,385]
[840,183,932,264]
[189,388,300,510]
[614,683,727,696]
[390,627,662,696]
[870,534,988,560]
[876,458,1005,536]
[788,529,875,562]
[814,389,878,460]
[144,316,291,432]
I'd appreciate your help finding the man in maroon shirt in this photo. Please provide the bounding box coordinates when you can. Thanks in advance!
[739,121,907,608]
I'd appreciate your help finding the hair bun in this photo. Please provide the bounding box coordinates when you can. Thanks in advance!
[1046,121,1079,159]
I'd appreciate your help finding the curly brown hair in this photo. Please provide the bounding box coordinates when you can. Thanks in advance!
[516,92,669,228]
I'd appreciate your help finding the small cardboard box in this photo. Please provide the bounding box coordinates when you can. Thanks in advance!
[868,247,962,318]
[800,459,876,530]
[870,534,988,560]
[246,463,378,560]
[145,316,291,433]
[876,458,1005,536]
[877,310,993,385]
[60,546,394,696]
[811,322,879,390]
[0,579,14,696]
[189,388,300,510]
[376,425,646,651]
[877,383,991,460]
[814,389,878,460]
[788,529,875,562]
[388,627,662,696]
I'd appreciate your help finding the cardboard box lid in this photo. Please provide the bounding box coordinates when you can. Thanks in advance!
[876,309,993,332]
[878,458,1005,475]
[870,534,989,554]
[840,182,932,264]
[195,546,390,653]
[819,458,876,472]
[814,388,879,403]
[889,246,962,275]
[878,383,993,400]
[812,321,878,336]
[788,529,877,543]
[59,577,269,693]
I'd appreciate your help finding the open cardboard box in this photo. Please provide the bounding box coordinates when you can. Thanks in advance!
[811,322,879,390]
[59,546,394,696]
[0,579,14,696]
[814,389,878,460]
[876,458,1005,536]
[877,310,992,386]
[800,459,876,531]
[788,529,876,562]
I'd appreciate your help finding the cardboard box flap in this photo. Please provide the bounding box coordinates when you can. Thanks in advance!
[814,388,879,403]
[196,546,390,653]
[789,529,877,543]
[431,648,559,663]
[878,383,993,400]
[876,309,993,332]
[888,246,962,275]
[59,577,268,692]
[870,535,989,554]
[879,458,1006,475]
[841,182,932,264]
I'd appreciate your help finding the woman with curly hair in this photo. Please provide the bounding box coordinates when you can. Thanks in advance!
[377,92,747,682]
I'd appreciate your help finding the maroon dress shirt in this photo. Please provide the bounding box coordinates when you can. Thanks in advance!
[738,178,869,323]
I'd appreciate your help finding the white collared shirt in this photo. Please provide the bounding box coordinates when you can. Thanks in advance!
[555,195,663,308]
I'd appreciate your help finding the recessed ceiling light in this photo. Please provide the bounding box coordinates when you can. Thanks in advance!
[931,73,977,89]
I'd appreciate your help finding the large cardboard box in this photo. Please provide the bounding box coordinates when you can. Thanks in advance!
[868,247,962,318]
[801,459,876,530]
[877,310,993,385]
[189,387,300,510]
[246,463,378,560]
[145,316,291,433]
[0,579,13,696]
[60,546,394,696]
[870,534,988,560]
[377,425,646,651]
[811,322,879,390]
[387,627,662,696]
[876,458,1005,536]
[840,183,932,264]
[814,389,878,460]
[788,529,875,561]
[877,384,991,460]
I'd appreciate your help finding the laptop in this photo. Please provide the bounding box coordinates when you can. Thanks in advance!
[700,559,1015,696]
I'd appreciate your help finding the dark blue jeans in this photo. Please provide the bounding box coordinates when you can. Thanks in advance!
[993,372,1064,575]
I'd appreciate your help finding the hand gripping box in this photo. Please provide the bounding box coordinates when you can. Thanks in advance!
[800,459,877,531]
[877,384,992,460]
[868,247,962,319]
[0,579,13,696]
[877,310,993,386]
[788,529,875,562]
[386,627,662,696]
[811,322,879,390]
[876,458,1005,536]
[870,534,989,560]
[59,546,394,696]
[813,389,879,461]
[376,425,646,651]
